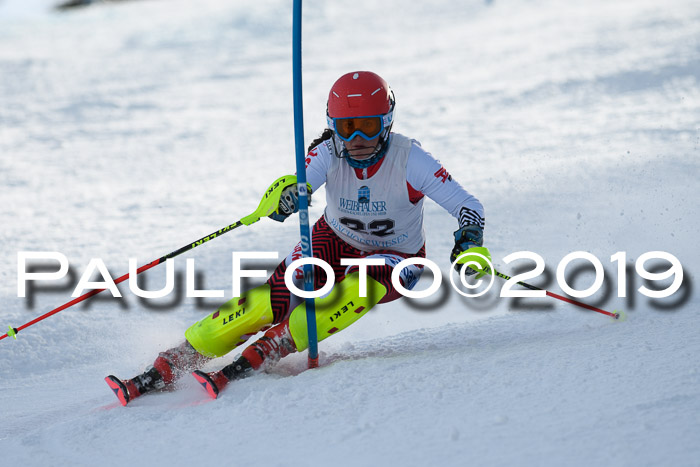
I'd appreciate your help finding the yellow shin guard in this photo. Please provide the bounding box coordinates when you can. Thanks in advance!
[185,284,274,358]
[288,272,388,352]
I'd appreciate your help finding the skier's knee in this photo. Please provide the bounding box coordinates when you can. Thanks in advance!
[288,272,387,351]
[185,284,274,358]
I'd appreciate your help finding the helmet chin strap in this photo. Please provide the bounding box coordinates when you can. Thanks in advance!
[332,130,392,169]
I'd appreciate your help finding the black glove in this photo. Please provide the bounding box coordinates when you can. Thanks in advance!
[268,184,311,222]
[450,224,484,274]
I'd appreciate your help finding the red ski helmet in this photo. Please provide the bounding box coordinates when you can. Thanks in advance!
[326,71,395,168]
[327,71,393,119]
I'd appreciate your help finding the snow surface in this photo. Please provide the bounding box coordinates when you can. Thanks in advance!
[1,0,698,465]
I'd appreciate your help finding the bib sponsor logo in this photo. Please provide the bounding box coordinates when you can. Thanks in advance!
[338,186,387,215]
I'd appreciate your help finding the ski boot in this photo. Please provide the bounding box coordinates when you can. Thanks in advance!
[105,366,165,406]
[192,358,253,399]
[192,320,295,399]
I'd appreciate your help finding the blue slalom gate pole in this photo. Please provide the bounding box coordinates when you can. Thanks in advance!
[292,0,319,368]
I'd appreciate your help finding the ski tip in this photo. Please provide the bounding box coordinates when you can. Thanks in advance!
[612,310,627,322]
[192,370,222,399]
[105,375,130,406]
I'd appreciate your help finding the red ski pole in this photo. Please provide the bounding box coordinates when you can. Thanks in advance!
[491,270,625,320]
[2,220,244,341]
[2,175,304,342]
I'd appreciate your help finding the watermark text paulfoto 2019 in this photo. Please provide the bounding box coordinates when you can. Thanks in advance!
[17,250,685,303]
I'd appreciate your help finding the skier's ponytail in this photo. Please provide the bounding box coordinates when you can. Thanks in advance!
[307,128,334,153]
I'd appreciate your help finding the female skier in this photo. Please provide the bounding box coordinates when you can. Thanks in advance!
[106,71,486,405]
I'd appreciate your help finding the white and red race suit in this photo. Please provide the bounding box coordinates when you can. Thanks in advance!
[305,132,485,255]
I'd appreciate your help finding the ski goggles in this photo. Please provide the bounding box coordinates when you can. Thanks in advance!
[327,111,393,142]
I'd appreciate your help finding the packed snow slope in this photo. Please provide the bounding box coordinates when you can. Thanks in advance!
[1,0,698,465]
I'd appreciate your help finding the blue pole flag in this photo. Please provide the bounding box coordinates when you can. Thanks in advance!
[292,0,319,368]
